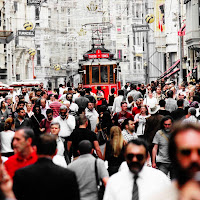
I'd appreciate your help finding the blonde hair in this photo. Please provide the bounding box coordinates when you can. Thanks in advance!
[110,126,124,157]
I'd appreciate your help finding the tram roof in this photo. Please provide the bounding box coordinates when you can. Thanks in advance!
[84,47,110,54]
[79,59,118,66]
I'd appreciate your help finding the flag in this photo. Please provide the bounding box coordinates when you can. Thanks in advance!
[158,20,163,32]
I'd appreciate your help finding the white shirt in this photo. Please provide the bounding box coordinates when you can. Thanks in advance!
[72,93,80,102]
[143,97,157,107]
[41,105,49,118]
[85,107,99,132]
[0,130,15,153]
[103,166,170,200]
[70,102,79,112]
[134,114,150,136]
[112,95,124,114]
[53,115,75,137]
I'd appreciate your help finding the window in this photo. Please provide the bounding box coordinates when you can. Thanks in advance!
[86,65,89,84]
[110,65,114,83]
[92,66,99,83]
[14,1,18,12]
[199,0,200,26]
[35,7,40,20]
[37,50,41,65]
[100,66,108,83]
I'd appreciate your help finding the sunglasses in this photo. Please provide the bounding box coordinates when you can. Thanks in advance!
[126,153,144,161]
[179,148,200,157]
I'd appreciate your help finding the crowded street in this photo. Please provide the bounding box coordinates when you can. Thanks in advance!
[0,0,200,200]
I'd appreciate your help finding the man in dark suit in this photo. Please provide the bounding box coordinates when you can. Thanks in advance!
[13,134,80,200]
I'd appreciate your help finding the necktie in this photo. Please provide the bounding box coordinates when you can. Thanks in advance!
[132,175,139,200]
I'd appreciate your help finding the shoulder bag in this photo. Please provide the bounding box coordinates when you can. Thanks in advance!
[95,159,105,200]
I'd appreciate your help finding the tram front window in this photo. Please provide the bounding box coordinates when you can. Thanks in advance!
[92,66,99,83]
[110,65,114,83]
[101,66,108,83]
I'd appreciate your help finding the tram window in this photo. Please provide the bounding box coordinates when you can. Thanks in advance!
[92,66,99,83]
[101,66,108,83]
[110,65,114,83]
[86,66,89,84]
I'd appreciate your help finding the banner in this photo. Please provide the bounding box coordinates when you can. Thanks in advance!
[155,0,165,33]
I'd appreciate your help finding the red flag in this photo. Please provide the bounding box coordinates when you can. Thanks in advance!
[158,20,163,32]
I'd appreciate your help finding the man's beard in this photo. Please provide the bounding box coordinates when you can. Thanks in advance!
[164,128,171,132]
[127,161,144,174]
[174,161,200,186]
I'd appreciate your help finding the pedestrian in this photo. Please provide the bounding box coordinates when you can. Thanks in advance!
[121,118,138,142]
[103,126,125,176]
[0,118,15,157]
[13,134,80,200]
[152,116,174,177]
[150,122,200,199]
[53,105,76,141]
[4,128,37,178]
[30,105,45,138]
[103,139,170,200]
[134,104,150,139]
[68,140,108,200]
[68,114,103,160]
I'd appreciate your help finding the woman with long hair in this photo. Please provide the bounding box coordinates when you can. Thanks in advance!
[0,101,9,123]
[134,104,151,139]
[103,126,125,176]
[30,105,45,138]
[0,118,15,157]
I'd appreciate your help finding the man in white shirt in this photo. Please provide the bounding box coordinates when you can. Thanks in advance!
[85,102,99,132]
[40,98,49,118]
[103,139,170,200]
[112,90,124,114]
[53,105,75,140]
[50,121,68,168]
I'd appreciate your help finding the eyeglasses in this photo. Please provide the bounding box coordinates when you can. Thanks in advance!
[179,148,200,157]
[126,153,144,161]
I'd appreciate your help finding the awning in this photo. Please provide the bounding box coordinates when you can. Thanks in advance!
[178,24,186,36]
[158,59,180,80]
[186,66,197,77]
[0,31,14,44]
[164,68,180,79]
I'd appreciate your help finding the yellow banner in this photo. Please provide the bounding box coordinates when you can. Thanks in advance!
[155,0,165,32]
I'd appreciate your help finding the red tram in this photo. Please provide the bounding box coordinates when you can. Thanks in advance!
[79,46,120,100]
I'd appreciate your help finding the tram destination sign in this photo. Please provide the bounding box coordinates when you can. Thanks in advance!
[27,0,41,5]
[88,50,109,59]
[18,30,35,37]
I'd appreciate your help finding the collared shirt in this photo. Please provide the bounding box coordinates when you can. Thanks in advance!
[112,95,124,114]
[85,107,99,132]
[56,137,65,156]
[68,154,109,200]
[103,166,170,200]
[182,115,199,124]
[4,151,37,178]
[53,115,75,137]
[122,129,138,142]
[41,105,49,118]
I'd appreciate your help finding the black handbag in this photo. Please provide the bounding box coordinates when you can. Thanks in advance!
[97,123,107,145]
[95,159,105,200]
